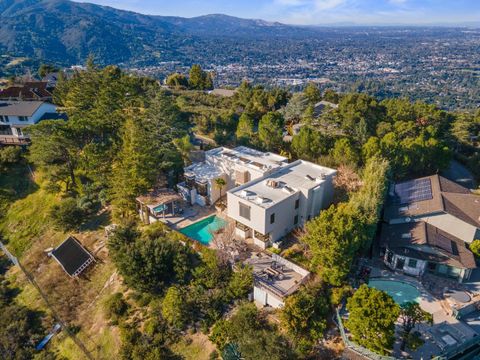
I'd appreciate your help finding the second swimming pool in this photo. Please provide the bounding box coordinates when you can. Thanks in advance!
[179,215,227,245]
[368,279,421,305]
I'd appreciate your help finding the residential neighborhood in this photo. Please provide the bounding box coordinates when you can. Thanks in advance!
[0,1,480,360]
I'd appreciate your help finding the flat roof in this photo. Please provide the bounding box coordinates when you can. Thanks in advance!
[229,160,336,208]
[185,146,288,182]
[136,189,183,208]
[184,160,224,181]
[206,146,288,172]
[244,253,309,298]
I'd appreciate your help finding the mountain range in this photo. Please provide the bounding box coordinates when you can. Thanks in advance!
[0,0,314,65]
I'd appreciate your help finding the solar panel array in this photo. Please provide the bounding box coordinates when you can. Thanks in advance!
[394,178,433,204]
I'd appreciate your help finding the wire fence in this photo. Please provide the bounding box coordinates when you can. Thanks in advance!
[335,309,397,360]
[0,237,94,360]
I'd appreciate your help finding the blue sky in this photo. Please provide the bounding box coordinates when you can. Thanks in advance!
[73,0,480,25]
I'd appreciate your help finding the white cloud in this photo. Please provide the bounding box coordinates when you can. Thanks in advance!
[275,0,346,11]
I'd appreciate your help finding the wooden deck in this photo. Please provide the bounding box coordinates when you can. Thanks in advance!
[0,136,30,145]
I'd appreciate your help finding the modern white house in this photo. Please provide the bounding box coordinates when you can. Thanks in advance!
[381,175,480,283]
[244,253,310,308]
[0,101,60,145]
[227,160,337,249]
[177,146,288,206]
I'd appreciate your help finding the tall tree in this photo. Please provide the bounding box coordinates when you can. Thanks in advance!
[303,83,321,104]
[108,224,195,294]
[399,302,432,351]
[258,111,284,151]
[280,284,329,354]
[291,126,330,161]
[302,157,389,285]
[236,113,255,145]
[189,64,213,90]
[346,285,400,355]
[28,120,79,192]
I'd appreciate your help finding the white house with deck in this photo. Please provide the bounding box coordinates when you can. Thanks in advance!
[0,101,60,145]
[227,160,337,249]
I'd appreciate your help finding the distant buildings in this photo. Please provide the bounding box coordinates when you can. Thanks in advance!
[381,175,480,283]
[0,101,63,145]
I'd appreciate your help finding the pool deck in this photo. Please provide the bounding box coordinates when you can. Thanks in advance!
[158,204,218,230]
[368,265,479,359]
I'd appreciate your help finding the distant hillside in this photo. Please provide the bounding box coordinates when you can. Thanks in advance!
[0,0,304,65]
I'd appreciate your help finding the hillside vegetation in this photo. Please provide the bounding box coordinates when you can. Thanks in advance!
[0,63,478,359]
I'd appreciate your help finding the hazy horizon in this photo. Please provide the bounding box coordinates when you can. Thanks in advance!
[71,0,480,26]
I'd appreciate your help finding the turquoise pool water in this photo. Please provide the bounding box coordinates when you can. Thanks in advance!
[179,215,227,245]
[368,279,421,305]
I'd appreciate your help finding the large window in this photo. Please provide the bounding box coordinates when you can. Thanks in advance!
[295,199,299,209]
[19,116,28,122]
[239,202,251,220]
[270,213,275,224]
[196,181,208,196]
[0,115,9,123]
[408,258,417,268]
[294,215,299,225]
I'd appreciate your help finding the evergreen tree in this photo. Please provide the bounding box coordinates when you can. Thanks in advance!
[291,126,330,161]
[303,83,321,104]
[235,113,255,144]
[258,112,284,151]
[189,64,213,90]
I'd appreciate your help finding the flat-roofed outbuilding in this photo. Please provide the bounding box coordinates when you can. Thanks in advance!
[50,236,95,277]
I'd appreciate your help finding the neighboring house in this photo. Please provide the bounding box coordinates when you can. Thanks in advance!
[208,88,236,97]
[42,72,61,88]
[313,100,338,118]
[0,81,53,102]
[0,101,61,145]
[178,146,288,206]
[227,160,337,248]
[381,175,480,282]
[244,253,310,308]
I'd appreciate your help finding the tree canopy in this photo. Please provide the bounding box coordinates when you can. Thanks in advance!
[346,285,400,355]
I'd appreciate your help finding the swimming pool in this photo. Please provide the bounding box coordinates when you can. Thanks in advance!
[179,215,227,245]
[368,279,421,305]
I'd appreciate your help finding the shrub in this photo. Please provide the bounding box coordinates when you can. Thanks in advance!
[0,146,22,170]
[104,293,129,322]
[470,239,480,258]
[49,197,86,231]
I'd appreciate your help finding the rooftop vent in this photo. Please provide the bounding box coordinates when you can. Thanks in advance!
[319,173,326,180]
[266,180,280,188]
[283,186,295,194]
[305,174,315,181]
[255,196,271,204]
[241,190,256,198]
